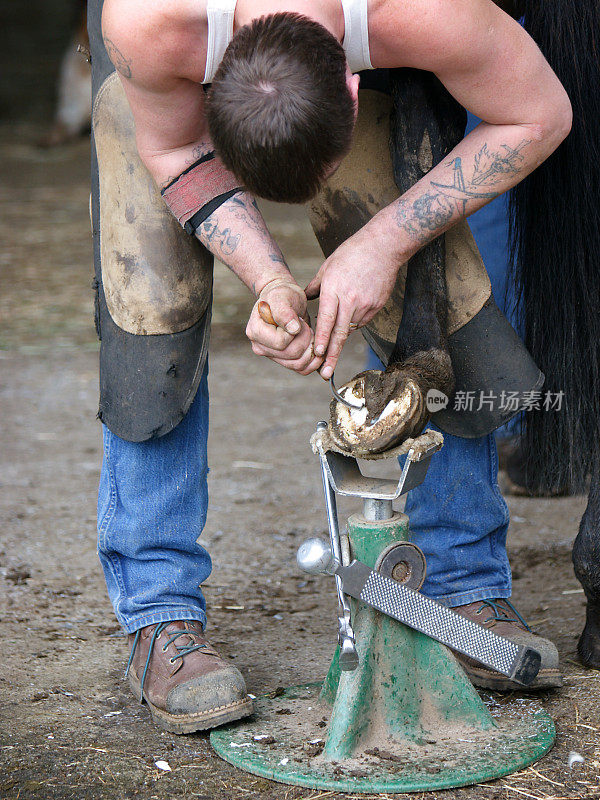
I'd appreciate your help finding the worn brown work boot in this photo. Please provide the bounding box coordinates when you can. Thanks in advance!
[126,620,253,733]
[452,599,562,691]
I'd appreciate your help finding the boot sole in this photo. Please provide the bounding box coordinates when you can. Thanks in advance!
[456,660,563,691]
[128,672,254,734]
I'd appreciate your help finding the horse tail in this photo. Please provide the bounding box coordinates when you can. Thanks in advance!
[508,0,600,493]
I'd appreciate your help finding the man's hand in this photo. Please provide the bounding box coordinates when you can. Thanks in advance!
[246,280,324,375]
[305,230,401,379]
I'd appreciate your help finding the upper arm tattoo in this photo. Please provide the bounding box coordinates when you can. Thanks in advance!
[103,35,133,79]
[186,143,214,165]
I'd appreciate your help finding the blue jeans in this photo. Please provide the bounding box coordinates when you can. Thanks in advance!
[365,349,511,607]
[97,366,211,633]
[359,114,515,604]
[353,111,515,603]
[406,424,511,605]
[99,362,511,633]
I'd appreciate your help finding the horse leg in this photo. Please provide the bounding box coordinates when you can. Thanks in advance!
[573,466,600,667]
[359,70,465,434]
[359,239,455,434]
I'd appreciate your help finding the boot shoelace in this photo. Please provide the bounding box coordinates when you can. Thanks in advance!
[125,622,207,702]
[476,599,532,632]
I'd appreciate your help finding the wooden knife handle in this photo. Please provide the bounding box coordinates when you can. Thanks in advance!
[257,300,277,326]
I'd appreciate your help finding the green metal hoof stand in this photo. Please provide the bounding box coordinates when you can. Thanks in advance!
[210,426,555,793]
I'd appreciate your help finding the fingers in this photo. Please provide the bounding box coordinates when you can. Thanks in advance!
[313,293,339,360]
[248,304,324,373]
[246,304,296,351]
[266,292,302,335]
[253,336,324,375]
[246,313,294,351]
[271,347,324,375]
[304,271,323,300]
[318,303,355,380]
[250,317,314,361]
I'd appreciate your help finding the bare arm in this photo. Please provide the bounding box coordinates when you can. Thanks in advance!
[308,0,572,375]
[368,0,571,263]
[101,0,323,372]
[102,0,292,293]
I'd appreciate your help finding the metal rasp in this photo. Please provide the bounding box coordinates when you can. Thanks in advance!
[335,559,541,686]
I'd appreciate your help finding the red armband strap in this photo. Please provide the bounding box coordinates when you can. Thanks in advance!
[161,152,244,233]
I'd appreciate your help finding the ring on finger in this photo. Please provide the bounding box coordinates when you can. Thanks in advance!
[349,321,360,330]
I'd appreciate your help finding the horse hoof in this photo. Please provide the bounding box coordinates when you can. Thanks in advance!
[328,369,428,456]
[328,350,453,456]
[577,600,600,669]
[577,623,600,669]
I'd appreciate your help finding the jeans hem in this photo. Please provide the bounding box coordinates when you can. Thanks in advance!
[120,608,208,635]
[432,587,511,608]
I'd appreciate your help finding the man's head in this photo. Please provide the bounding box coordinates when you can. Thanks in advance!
[206,13,358,203]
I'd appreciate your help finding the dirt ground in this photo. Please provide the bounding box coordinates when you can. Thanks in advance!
[2,5,600,799]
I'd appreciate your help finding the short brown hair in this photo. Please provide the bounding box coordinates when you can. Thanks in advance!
[206,13,355,203]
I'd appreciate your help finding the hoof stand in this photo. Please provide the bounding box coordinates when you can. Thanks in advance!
[211,455,555,793]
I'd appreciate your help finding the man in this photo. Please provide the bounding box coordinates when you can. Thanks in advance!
[93,0,571,733]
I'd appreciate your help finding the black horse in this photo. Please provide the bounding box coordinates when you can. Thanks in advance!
[509,0,600,668]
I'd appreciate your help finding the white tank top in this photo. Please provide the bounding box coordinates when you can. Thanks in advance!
[202,0,373,84]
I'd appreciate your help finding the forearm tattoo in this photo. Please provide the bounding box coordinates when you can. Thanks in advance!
[198,219,240,256]
[226,194,287,265]
[395,139,531,245]
[194,193,286,275]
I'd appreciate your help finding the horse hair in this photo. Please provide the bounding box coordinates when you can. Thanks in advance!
[508,0,600,493]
